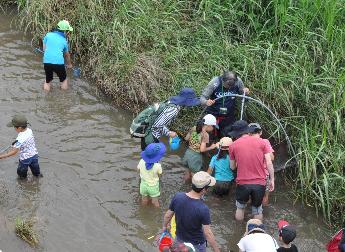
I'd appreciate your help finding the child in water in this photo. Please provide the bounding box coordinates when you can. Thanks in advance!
[182,114,218,182]
[277,220,298,252]
[138,142,166,207]
[0,114,42,179]
[207,137,234,196]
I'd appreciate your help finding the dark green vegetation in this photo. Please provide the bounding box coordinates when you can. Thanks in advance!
[1,0,344,226]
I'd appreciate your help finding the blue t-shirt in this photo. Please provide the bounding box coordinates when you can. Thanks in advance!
[169,192,211,245]
[43,31,68,64]
[209,154,234,182]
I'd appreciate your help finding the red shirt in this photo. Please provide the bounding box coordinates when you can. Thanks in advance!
[263,138,274,176]
[229,135,270,185]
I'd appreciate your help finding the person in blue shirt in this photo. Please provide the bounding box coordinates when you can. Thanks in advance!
[43,20,73,92]
[207,137,234,196]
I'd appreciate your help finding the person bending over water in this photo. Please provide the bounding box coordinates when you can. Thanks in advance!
[42,20,73,92]
[0,115,42,179]
[182,114,218,182]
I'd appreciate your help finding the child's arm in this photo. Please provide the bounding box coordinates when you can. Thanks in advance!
[230,159,237,170]
[184,131,191,141]
[200,132,217,152]
[207,157,215,175]
[157,164,162,177]
[0,147,19,160]
[185,126,196,141]
[64,52,72,68]
[42,35,47,52]
[200,142,217,152]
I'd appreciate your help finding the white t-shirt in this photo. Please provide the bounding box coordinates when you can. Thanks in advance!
[14,128,38,160]
[238,233,279,252]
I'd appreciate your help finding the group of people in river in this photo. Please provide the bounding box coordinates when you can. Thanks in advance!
[0,19,344,252]
[133,68,302,252]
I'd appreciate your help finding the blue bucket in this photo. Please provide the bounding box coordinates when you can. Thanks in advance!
[169,136,181,151]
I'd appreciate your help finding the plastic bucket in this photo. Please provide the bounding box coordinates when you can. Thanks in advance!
[169,136,180,151]
[159,236,173,251]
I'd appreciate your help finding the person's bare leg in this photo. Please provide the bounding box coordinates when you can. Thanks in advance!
[262,192,269,206]
[61,79,68,90]
[235,208,245,221]
[253,205,263,220]
[43,82,51,92]
[141,196,149,205]
[151,197,160,208]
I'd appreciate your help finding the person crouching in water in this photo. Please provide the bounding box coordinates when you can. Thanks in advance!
[0,115,42,179]
[182,114,218,182]
[138,142,166,207]
[207,137,234,196]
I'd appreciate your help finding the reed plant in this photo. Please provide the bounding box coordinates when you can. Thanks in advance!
[12,0,345,226]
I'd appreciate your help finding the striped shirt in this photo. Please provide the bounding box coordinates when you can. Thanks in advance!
[151,105,180,139]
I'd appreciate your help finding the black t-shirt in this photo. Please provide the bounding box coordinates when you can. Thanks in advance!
[206,77,241,117]
[277,244,298,252]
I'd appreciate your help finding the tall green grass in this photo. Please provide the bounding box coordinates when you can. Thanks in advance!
[9,0,345,226]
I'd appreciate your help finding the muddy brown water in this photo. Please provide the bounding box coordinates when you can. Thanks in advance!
[0,12,332,252]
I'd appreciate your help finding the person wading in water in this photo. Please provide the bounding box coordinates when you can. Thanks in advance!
[42,20,73,92]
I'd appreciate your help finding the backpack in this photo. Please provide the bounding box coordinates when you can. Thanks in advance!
[130,102,172,138]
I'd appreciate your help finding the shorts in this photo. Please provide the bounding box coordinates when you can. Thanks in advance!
[213,181,232,196]
[236,201,263,215]
[181,148,202,173]
[17,155,41,179]
[44,63,67,83]
[236,184,265,207]
[140,180,160,198]
[265,175,270,192]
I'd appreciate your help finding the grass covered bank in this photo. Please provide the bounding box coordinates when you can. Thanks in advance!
[3,0,345,226]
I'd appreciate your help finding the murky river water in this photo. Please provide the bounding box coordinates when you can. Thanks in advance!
[0,12,331,252]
